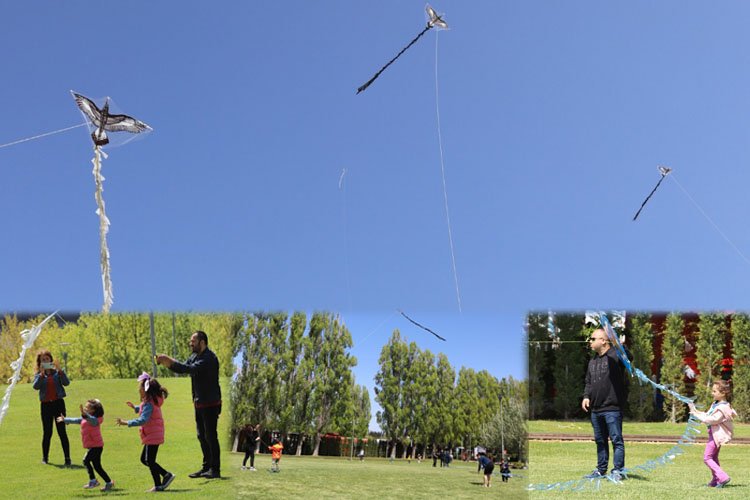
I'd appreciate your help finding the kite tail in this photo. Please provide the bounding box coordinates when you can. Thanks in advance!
[632,367,695,404]
[633,174,666,221]
[357,23,433,94]
[92,146,113,313]
[0,312,57,426]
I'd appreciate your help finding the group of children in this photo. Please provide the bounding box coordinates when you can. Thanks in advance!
[57,373,174,493]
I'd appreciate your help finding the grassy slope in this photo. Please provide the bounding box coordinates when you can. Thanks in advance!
[1,377,233,499]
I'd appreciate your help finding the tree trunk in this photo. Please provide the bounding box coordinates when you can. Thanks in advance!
[312,433,321,456]
[389,439,397,459]
[295,435,304,456]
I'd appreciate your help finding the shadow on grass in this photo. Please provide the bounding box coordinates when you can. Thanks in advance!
[622,473,649,482]
[51,463,85,470]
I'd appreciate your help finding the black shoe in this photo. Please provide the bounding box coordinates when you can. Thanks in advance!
[189,469,209,478]
[201,470,221,479]
[64,459,72,467]
[162,472,175,490]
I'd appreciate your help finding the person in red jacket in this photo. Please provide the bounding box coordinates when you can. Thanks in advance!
[58,399,113,491]
[268,439,283,472]
[116,373,175,492]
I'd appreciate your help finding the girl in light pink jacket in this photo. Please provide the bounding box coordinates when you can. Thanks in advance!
[116,373,174,492]
[58,399,114,491]
[688,380,737,488]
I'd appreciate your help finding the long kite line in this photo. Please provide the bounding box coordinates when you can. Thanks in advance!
[0,123,87,149]
[633,166,672,221]
[399,310,447,341]
[356,4,448,94]
[527,311,699,491]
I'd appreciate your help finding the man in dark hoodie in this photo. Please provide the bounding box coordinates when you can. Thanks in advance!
[156,331,222,479]
[581,328,630,481]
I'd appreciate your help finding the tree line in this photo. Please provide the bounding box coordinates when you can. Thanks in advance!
[528,312,750,423]
[375,330,526,461]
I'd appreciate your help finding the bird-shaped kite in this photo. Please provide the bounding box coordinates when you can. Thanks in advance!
[357,4,448,94]
[633,166,672,221]
[71,91,152,313]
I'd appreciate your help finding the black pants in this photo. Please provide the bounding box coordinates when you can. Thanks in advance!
[84,447,111,483]
[141,444,168,487]
[195,405,221,473]
[242,446,255,467]
[40,399,70,461]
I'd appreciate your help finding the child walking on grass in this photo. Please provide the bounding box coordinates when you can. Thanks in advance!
[116,373,175,493]
[269,439,283,472]
[58,399,114,491]
[688,380,737,488]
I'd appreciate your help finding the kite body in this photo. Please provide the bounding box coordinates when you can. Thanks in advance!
[72,92,151,147]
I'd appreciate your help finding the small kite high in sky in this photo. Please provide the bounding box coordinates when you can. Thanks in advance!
[356,4,448,94]
[72,91,152,313]
[632,165,672,221]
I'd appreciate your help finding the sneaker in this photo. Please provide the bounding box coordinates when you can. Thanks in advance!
[201,469,221,479]
[583,470,605,479]
[83,479,100,489]
[609,470,625,482]
[162,472,175,490]
[707,481,718,487]
[717,478,731,488]
[65,458,72,467]
[189,469,208,478]
[241,466,247,470]
[249,466,256,471]
[41,459,48,465]
[100,481,114,492]
[147,486,164,492]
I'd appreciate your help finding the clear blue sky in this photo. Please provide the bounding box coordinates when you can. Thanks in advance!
[4,2,750,425]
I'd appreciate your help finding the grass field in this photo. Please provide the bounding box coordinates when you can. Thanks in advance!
[1,378,526,499]
[529,422,750,499]
[530,419,750,438]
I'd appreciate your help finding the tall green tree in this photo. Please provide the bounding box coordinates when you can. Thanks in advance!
[527,313,549,419]
[695,313,727,403]
[374,329,410,458]
[731,314,750,422]
[661,313,688,422]
[552,314,588,419]
[627,313,655,420]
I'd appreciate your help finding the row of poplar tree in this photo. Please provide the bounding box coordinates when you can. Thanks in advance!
[528,312,750,422]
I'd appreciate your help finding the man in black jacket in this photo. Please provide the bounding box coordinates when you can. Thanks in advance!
[156,331,222,479]
[581,328,630,481]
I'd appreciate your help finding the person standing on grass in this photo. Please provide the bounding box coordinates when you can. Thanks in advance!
[268,439,283,472]
[116,374,175,493]
[477,453,495,488]
[33,349,72,466]
[581,328,631,481]
[501,459,510,482]
[58,399,114,491]
[156,330,222,479]
[688,380,737,488]
[241,423,260,470]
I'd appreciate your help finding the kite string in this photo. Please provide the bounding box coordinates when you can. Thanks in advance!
[670,174,750,268]
[434,30,462,313]
[339,168,353,313]
[0,123,87,150]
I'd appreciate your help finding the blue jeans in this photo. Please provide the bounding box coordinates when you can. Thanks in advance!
[591,410,624,473]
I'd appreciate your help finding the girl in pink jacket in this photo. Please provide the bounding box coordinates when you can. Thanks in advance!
[116,373,174,492]
[58,399,114,491]
[688,380,737,488]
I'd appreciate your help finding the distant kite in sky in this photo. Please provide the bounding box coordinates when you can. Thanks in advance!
[399,310,447,341]
[356,4,448,94]
[72,91,152,313]
[633,166,672,221]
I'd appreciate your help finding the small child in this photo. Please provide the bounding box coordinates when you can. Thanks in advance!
[501,459,511,482]
[116,373,175,493]
[268,439,283,472]
[477,453,494,488]
[689,380,738,488]
[57,399,114,491]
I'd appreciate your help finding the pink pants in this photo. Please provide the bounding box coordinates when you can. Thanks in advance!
[704,428,729,485]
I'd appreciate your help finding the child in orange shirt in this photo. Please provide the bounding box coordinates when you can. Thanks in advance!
[268,439,283,472]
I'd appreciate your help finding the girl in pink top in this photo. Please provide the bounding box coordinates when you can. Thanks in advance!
[58,399,114,491]
[688,380,738,488]
[116,373,174,492]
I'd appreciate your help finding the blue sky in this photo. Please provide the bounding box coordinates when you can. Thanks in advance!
[4,1,750,425]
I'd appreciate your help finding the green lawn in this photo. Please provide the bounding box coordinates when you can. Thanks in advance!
[1,378,527,499]
[530,419,750,438]
[0,377,234,499]
[232,455,526,498]
[529,440,749,499]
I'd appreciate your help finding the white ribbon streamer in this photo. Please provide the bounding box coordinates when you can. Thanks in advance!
[92,146,113,313]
